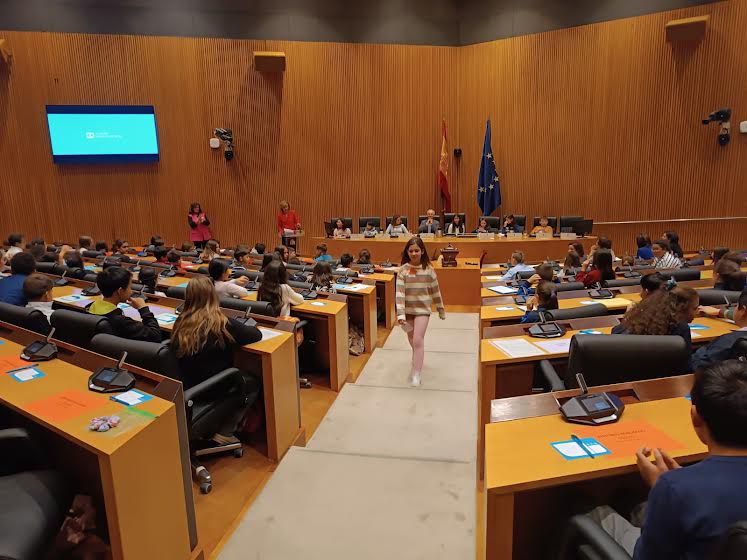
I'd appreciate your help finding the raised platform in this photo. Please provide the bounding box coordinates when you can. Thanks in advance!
[315,235,596,264]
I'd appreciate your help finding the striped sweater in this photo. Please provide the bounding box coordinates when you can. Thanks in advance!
[395,263,445,320]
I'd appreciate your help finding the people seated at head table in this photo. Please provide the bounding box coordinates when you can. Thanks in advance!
[417,209,440,234]
[209,259,251,298]
[314,243,334,262]
[87,266,162,342]
[500,214,523,235]
[5,233,24,260]
[576,248,615,287]
[695,288,747,370]
[310,261,337,293]
[636,234,654,261]
[258,260,305,317]
[530,216,553,236]
[336,253,354,273]
[170,276,262,444]
[22,273,54,334]
[385,215,409,235]
[250,242,266,256]
[497,250,534,282]
[612,284,699,360]
[521,281,559,323]
[137,266,167,297]
[363,222,378,237]
[587,359,747,559]
[446,214,466,234]
[664,230,684,258]
[200,240,220,262]
[713,259,746,291]
[0,253,36,306]
[474,218,493,234]
[332,219,352,239]
[652,238,683,269]
[77,235,93,254]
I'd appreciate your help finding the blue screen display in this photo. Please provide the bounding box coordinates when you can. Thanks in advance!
[46,105,159,163]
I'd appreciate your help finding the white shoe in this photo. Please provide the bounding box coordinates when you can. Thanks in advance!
[409,371,421,387]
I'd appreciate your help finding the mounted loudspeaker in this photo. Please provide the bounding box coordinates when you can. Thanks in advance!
[665,15,708,42]
[253,51,286,72]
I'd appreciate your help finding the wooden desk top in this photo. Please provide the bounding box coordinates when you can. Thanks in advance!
[480,296,633,322]
[293,299,348,316]
[480,316,737,365]
[0,337,170,456]
[485,397,706,493]
[51,287,292,356]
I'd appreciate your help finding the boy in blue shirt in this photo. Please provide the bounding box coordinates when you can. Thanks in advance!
[0,252,36,306]
[314,243,334,263]
[589,359,747,559]
[497,250,534,282]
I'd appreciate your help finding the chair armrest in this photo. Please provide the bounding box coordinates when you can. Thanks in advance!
[0,428,46,475]
[557,514,632,560]
[538,359,566,392]
[184,368,243,404]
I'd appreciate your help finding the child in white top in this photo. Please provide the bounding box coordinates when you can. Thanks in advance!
[209,259,251,298]
[385,216,409,235]
[395,237,445,387]
[258,261,304,316]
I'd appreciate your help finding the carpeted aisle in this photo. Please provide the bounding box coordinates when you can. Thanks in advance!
[217,313,478,560]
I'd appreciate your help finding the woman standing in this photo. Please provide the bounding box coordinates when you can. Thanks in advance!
[395,237,445,387]
[277,200,302,252]
[188,202,212,250]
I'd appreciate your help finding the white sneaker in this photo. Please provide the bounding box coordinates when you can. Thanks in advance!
[410,371,421,387]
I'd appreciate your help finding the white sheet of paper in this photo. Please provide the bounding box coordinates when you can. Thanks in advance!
[310,302,326,307]
[13,368,38,381]
[554,442,587,457]
[586,443,607,454]
[115,390,145,406]
[690,332,702,339]
[156,313,178,324]
[258,328,283,341]
[517,305,528,311]
[579,300,598,305]
[533,339,572,354]
[490,338,545,358]
[489,285,517,295]
[495,306,514,311]
[485,276,502,280]
[57,294,89,303]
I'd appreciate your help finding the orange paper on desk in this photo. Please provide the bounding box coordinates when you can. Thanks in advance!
[0,355,33,373]
[576,420,683,456]
[25,389,107,422]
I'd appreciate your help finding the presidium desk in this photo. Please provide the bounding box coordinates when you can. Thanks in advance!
[314,235,597,265]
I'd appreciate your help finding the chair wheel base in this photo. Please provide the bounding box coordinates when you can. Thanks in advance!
[199,482,212,494]
[233,447,243,458]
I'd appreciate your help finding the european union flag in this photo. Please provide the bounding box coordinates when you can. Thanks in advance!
[477,119,501,216]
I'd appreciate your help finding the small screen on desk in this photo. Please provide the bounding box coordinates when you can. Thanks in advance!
[580,395,614,414]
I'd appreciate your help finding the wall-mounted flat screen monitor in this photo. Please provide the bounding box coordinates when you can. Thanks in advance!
[46,105,159,163]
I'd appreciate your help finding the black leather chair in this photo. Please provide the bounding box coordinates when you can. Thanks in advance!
[0,428,70,560]
[555,281,586,292]
[35,262,56,274]
[81,250,104,258]
[444,213,466,229]
[540,334,689,391]
[517,270,536,280]
[288,280,314,291]
[660,268,700,281]
[685,257,705,266]
[559,215,584,232]
[532,216,558,230]
[330,217,353,230]
[50,309,113,348]
[480,216,502,230]
[385,216,409,228]
[558,515,747,560]
[358,217,381,231]
[0,302,51,336]
[605,278,641,287]
[545,304,609,321]
[732,338,747,361]
[89,334,259,494]
[695,289,741,306]
[218,297,277,317]
[166,286,186,299]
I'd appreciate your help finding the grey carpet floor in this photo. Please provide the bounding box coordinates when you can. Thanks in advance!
[218,313,478,559]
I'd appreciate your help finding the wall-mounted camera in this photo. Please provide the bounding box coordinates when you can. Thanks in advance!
[702,108,731,146]
[213,128,234,160]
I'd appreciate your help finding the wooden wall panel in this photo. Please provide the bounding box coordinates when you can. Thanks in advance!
[0,32,458,250]
[0,0,745,256]
[455,0,747,252]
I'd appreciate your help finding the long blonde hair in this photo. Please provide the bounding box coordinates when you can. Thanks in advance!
[171,276,234,357]
[200,240,219,261]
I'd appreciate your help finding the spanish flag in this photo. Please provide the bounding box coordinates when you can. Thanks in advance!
[438,119,452,212]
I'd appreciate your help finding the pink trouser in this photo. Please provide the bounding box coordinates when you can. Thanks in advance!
[405,315,430,372]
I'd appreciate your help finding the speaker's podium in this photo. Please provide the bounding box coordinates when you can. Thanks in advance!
[280,229,305,253]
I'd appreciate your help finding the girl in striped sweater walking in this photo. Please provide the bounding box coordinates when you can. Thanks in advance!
[396,237,446,387]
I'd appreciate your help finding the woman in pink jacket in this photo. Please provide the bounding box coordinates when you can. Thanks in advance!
[188,202,212,249]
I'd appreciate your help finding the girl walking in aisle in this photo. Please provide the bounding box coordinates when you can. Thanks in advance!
[396,237,445,387]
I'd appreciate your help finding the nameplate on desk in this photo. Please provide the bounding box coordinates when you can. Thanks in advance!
[507,233,522,239]
[420,233,436,239]
[535,233,551,239]
[560,232,577,240]
[350,233,364,239]
[478,232,496,240]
